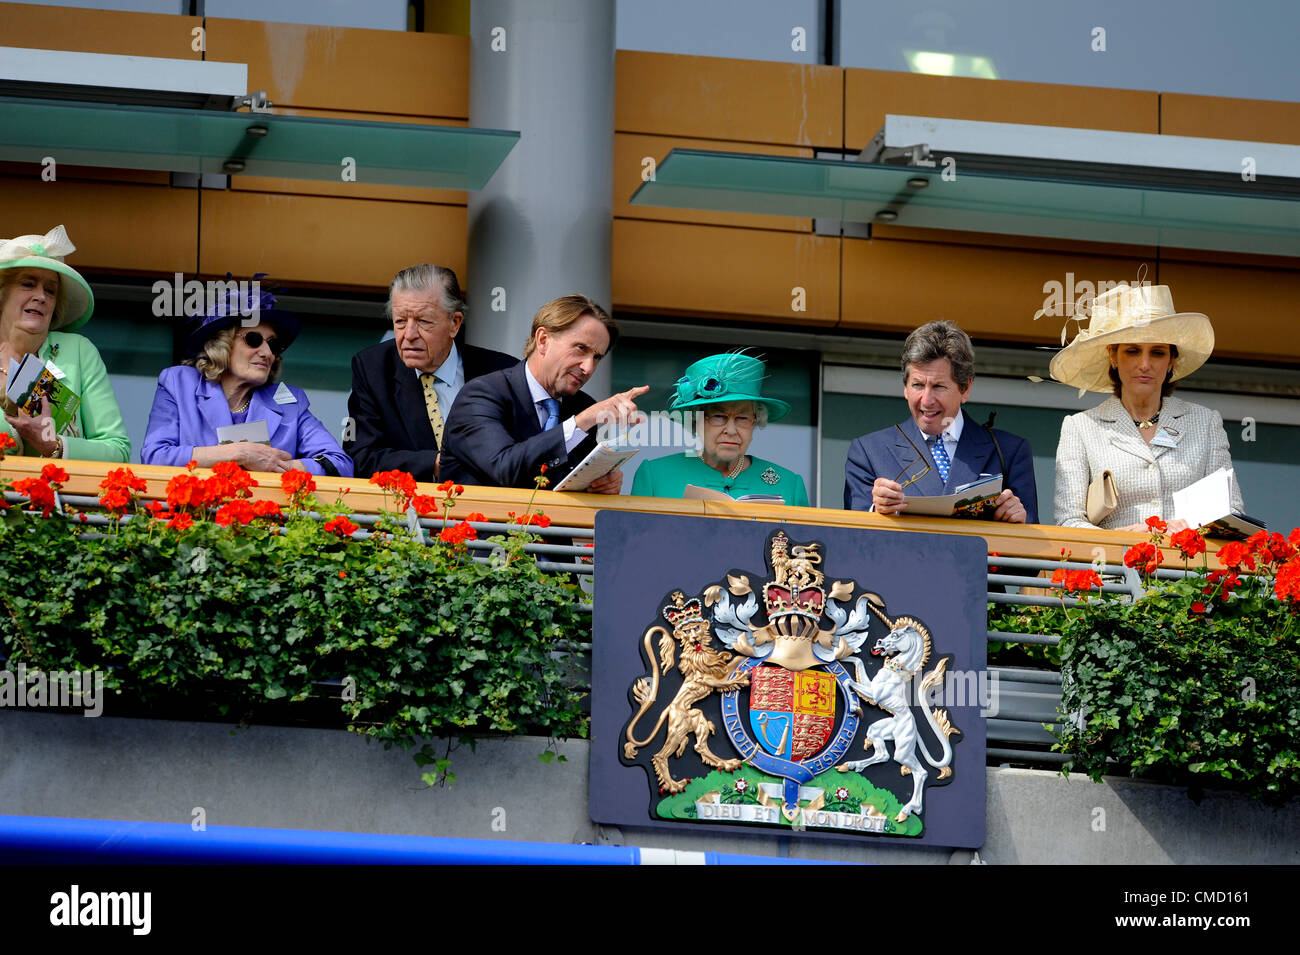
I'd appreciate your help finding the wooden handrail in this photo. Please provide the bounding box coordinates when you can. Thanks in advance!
[1,454,1229,569]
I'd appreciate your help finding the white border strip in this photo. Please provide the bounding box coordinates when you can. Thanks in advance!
[0,46,247,97]
[884,114,1300,179]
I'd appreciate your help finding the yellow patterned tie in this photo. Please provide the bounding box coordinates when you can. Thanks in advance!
[421,373,445,445]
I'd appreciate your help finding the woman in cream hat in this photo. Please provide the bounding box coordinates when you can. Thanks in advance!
[630,352,808,505]
[1050,282,1242,531]
[0,226,129,461]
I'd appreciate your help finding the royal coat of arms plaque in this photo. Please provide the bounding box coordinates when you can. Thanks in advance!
[590,512,988,848]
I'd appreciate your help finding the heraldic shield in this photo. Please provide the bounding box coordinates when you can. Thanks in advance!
[616,526,969,838]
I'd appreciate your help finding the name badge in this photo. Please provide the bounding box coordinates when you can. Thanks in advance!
[1151,427,1180,449]
[272,382,296,405]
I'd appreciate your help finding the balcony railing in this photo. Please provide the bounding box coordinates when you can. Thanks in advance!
[1,455,1236,768]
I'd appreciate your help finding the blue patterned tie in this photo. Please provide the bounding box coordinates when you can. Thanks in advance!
[929,434,951,485]
[541,397,560,432]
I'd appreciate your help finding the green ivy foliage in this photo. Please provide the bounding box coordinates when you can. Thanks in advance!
[0,491,589,782]
[1055,574,1300,803]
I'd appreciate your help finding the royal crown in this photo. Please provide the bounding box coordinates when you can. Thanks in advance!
[663,591,705,628]
[762,533,826,621]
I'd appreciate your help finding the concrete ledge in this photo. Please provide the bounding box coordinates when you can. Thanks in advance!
[1,711,1295,864]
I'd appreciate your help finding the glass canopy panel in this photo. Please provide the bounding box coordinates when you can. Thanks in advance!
[0,96,519,189]
[631,150,1300,257]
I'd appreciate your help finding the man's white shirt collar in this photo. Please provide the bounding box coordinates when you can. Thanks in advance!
[413,340,461,387]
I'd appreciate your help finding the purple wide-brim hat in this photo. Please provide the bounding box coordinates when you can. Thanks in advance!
[183,274,300,358]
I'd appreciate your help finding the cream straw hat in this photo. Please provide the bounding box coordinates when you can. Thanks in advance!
[1049,283,1214,394]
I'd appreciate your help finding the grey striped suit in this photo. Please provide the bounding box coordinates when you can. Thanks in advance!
[1054,396,1244,530]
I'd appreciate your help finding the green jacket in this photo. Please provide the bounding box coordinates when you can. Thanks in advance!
[2,331,130,463]
[630,452,810,506]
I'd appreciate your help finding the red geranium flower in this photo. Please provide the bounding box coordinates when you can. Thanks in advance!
[1123,541,1162,575]
[252,499,283,519]
[465,512,487,523]
[1275,561,1300,604]
[323,515,359,537]
[165,473,208,511]
[1190,601,1208,614]
[370,470,417,508]
[0,433,16,454]
[99,467,149,514]
[40,464,68,486]
[1145,516,1168,534]
[439,521,477,545]
[211,460,257,496]
[1216,541,1255,572]
[214,499,256,527]
[11,477,56,517]
[167,512,195,531]
[280,469,316,502]
[1051,568,1103,593]
[1170,527,1207,560]
[410,494,441,517]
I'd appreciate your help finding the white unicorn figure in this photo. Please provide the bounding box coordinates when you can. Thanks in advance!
[838,620,961,822]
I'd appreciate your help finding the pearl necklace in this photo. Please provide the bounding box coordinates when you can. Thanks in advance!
[725,455,749,479]
[231,395,251,414]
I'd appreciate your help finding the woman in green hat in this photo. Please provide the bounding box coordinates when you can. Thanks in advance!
[630,353,809,506]
[0,226,129,462]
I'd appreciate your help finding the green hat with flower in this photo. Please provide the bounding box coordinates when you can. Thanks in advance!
[0,225,95,332]
[668,352,791,421]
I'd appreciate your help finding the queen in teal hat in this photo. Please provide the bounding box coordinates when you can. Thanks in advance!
[630,353,809,506]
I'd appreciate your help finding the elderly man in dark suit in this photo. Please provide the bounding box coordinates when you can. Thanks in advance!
[440,294,648,491]
[843,320,1039,523]
[344,264,516,481]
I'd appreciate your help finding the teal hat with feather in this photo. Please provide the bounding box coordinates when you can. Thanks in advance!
[668,352,790,422]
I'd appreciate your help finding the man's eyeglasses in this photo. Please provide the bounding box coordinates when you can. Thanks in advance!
[892,424,932,490]
[240,330,285,356]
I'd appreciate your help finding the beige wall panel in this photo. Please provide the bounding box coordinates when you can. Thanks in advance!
[873,224,1156,260]
[0,162,170,186]
[840,237,1147,343]
[615,50,842,148]
[0,176,197,274]
[615,133,812,231]
[613,219,838,325]
[204,18,469,117]
[231,175,466,206]
[0,2,200,58]
[199,191,465,289]
[845,69,1159,150]
[1161,94,1300,147]
[1157,261,1300,365]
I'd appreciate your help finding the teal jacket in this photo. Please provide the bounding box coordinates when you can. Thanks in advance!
[631,452,810,506]
[2,331,130,463]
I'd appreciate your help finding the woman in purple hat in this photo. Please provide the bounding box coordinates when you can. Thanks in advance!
[141,280,352,476]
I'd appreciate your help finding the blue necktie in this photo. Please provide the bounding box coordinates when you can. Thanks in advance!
[930,434,951,485]
[541,398,560,432]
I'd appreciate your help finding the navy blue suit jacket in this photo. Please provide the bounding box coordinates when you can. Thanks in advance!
[344,340,517,481]
[439,362,598,489]
[843,411,1039,523]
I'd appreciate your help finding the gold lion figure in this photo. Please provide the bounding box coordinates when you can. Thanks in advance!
[624,594,750,794]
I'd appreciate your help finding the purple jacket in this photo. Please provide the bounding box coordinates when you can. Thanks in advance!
[141,365,353,477]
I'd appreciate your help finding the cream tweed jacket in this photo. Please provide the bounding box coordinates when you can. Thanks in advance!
[1054,396,1244,530]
